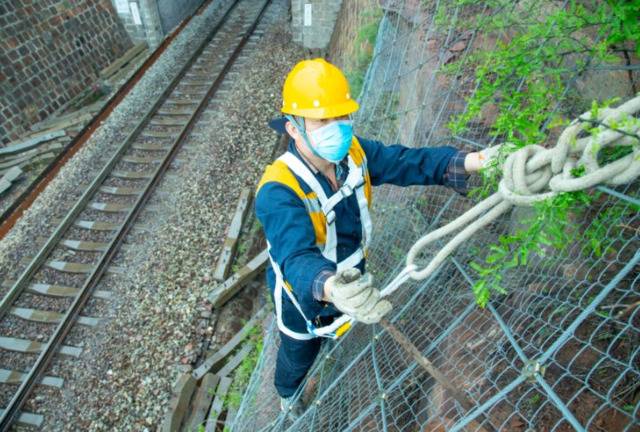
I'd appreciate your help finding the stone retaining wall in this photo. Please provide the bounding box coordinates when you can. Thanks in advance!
[0,0,132,145]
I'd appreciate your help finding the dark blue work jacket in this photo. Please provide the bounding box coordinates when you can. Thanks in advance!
[255,137,458,333]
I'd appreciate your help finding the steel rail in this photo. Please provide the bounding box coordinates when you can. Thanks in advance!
[0,0,240,325]
[0,0,217,238]
[0,0,274,427]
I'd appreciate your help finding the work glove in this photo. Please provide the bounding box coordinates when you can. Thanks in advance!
[477,143,507,170]
[463,144,505,173]
[326,268,392,324]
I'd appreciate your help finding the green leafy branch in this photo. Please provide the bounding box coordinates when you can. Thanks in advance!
[345,7,383,99]
[431,0,640,306]
[224,326,264,411]
[470,190,592,307]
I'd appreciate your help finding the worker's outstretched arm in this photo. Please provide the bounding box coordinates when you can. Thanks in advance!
[359,137,470,193]
[256,182,336,318]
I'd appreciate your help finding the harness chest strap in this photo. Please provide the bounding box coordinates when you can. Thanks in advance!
[279,152,371,263]
[270,149,372,339]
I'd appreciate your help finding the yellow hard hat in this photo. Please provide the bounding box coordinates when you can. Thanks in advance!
[282,58,359,119]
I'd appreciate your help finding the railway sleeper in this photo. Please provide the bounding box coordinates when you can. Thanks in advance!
[0,336,81,357]
[0,368,63,388]
[10,307,99,327]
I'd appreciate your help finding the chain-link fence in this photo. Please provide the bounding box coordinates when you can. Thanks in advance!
[233,1,639,430]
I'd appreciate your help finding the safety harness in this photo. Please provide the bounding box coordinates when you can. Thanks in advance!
[257,138,373,340]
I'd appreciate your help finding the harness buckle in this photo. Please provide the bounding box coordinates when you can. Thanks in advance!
[340,184,354,198]
[306,320,336,339]
[326,210,336,224]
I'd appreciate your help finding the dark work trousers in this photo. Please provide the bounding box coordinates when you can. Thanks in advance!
[274,331,323,398]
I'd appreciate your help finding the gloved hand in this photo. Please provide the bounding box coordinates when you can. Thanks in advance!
[465,144,504,172]
[325,268,392,324]
[478,144,502,168]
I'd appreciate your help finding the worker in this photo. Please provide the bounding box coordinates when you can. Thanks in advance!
[255,58,492,418]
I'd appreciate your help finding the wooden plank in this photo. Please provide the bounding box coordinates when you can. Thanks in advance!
[205,376,232,432]
[10,307,99,326]
[0,151,42,170]
[0,167,22,194]
[0,178,11,195]
[0,144,63,169]
[216,343,253,377]
[2,167,22,183]
[30,107,96,132]
[149,117,188,127]
[61,239,109,252]
[161,372,197,432]
[0,152,56,177]
[106,48,148,85]
[192,306,266,380]
[85,99,104,113]
[223,404,238,431]
[100,42,148,79]
[0,130,65,156]
[0,142,64,164]
[207,249,268,308]
[185,373,220,432]
[30,111,94,133]
[46,260,94,274]
[213,188,253,281]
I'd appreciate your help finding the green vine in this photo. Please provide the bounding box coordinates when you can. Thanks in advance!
[435,0,640,306]
[225,326,263,410]
[345,7,383,99]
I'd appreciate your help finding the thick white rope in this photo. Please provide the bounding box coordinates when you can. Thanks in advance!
[400,95,640,284]
[331,96,640,334]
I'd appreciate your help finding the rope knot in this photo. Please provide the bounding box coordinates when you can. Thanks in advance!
[405,95,640,281]
[498,97,640,206]
[499,144,557,206]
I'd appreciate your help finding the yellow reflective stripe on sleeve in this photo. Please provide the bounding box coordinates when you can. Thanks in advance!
[257,159,328,248]
[309,211,327,245]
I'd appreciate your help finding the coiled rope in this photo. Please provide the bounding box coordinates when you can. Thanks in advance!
[380,95,640,295]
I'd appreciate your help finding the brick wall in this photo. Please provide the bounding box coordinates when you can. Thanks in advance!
[0,0,132,145]
[291,0,343,50]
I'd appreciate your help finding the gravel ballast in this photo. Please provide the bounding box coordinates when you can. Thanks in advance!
[0,0,232,290]
[1,0,305,429]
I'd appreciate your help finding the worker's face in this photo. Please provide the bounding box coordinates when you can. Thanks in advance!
[284,115,349,139]
[285,115,353,164]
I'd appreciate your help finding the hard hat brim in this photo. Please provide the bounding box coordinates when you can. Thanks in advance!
[281,99,359,119]
[268,117,288,134]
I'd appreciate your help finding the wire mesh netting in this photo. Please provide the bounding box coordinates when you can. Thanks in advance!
[233,1,639,431]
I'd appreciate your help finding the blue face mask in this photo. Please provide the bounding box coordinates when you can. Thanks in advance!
[287,116,353,163]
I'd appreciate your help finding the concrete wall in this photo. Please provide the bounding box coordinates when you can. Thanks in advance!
[110,0,203,49]
[291,0,342,50]
[0,0,132,145]
[157,0,203,35]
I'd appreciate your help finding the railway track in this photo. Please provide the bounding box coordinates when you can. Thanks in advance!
[0,0,272,428]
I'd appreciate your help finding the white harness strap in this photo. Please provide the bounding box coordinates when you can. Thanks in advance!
[268,244,316,341]
[270,151,373,340]
[279,153,337,262]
